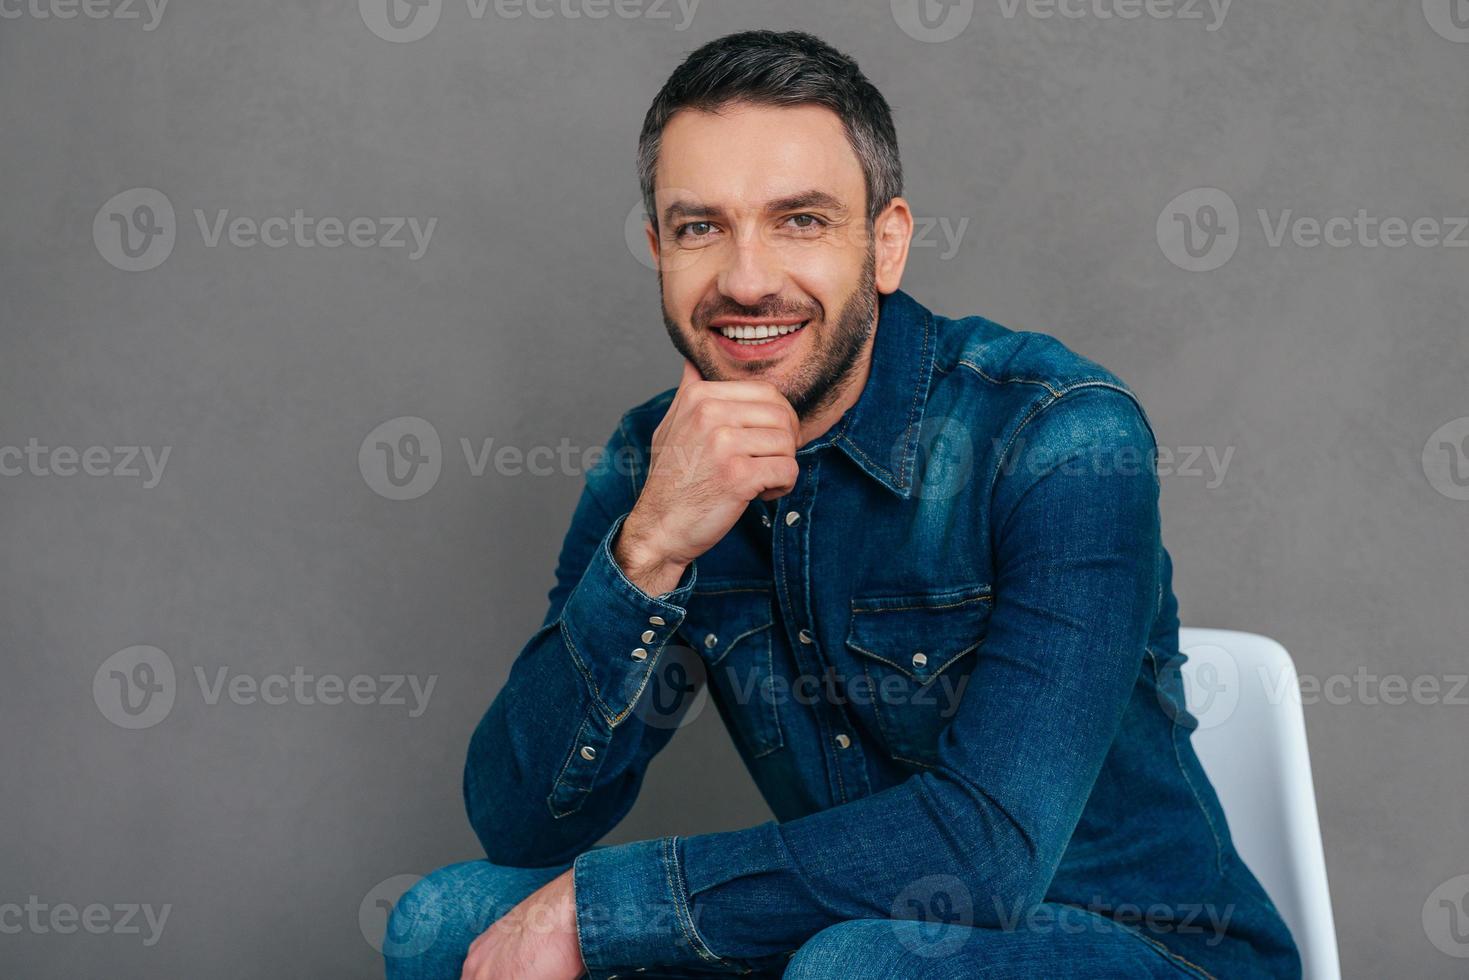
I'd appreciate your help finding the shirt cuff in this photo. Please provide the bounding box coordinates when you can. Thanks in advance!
[573,837,728,978]
[558,512,696,726]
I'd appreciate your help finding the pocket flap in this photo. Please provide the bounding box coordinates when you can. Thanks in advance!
[680,583,774,665]
[845,587,992,681]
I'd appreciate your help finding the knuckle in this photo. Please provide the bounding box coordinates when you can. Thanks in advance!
[722,455,751,484]
[690,398,719,427]
[708,425,737,452]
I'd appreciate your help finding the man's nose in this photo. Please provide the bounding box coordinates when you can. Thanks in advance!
[717,227,786,308]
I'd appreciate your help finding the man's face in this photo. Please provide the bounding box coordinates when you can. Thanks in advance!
[647,102,883,420]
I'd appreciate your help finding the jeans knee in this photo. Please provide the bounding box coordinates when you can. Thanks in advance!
[383,863,471,980]
[383,860,561,980]
[784,920,896,979]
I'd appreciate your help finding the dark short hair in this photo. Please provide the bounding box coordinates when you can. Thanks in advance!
[637,30,903,230]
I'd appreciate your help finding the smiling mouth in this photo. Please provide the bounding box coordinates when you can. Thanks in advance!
[712,321,810,346]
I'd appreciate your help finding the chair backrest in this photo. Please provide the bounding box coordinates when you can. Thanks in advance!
[1176,628,1342,980]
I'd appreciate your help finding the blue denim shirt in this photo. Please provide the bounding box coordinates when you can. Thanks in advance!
[464,289,1301,979]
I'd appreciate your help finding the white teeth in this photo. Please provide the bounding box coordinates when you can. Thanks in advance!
[717,322,807,344]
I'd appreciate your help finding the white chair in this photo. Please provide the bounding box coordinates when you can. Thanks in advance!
[1176,628,1342,980]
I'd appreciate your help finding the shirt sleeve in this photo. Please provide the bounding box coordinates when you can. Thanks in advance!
[570,385,1165,977]
[462,416,697,869]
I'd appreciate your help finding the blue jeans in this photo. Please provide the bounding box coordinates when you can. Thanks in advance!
[384,859,1212,979]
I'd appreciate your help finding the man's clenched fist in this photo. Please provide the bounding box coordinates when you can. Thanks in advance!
[614,361,800,596]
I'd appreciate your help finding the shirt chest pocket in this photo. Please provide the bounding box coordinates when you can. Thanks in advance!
[844,587,992,769]
[679,584,784,759]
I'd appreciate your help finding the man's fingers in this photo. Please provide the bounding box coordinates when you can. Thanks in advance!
[678,373,797,422]
[714,426,798,459]
[688,398,800,435]
[743,454,800,499]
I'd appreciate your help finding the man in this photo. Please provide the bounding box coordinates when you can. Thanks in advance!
[387,30,1301,980]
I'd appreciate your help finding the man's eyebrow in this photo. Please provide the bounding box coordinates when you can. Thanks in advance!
[662,200,721,224]
[660,190,849,225]
[765,191,848,216]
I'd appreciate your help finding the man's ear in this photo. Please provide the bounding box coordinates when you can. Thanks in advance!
[644,218,660,270]
[872,196,914,294]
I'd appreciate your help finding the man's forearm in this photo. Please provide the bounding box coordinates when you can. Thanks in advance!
[463,513,697,866]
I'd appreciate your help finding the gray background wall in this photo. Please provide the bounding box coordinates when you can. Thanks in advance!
[2,0,1466,976]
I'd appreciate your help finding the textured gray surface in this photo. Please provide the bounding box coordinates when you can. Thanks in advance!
[1,1,1466,975]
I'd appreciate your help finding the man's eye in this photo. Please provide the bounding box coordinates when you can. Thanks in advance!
[787,214,826,230]
[675,221,716,240]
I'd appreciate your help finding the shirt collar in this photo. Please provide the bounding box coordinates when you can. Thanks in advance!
[805,288,936,500]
